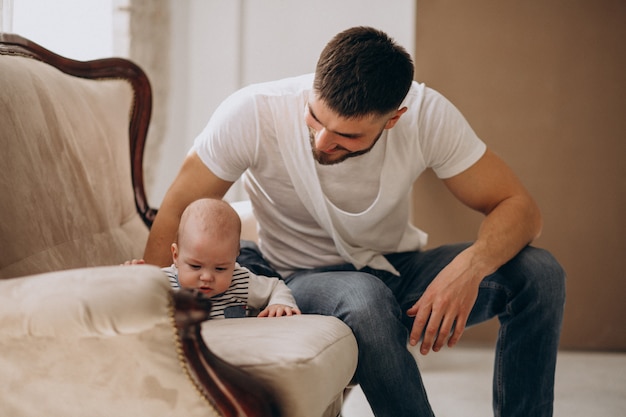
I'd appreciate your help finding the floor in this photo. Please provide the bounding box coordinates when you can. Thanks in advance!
[342,347,626,417]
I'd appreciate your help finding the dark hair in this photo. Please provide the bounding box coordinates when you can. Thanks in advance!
[313,26,414,118]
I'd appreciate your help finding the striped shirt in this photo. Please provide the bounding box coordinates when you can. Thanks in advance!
[162,263,297,319]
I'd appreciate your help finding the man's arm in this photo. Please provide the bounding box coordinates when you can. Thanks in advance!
[143,152,234,266]
[407,149,542,354]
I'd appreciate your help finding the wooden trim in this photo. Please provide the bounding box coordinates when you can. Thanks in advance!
[172,290,282,417]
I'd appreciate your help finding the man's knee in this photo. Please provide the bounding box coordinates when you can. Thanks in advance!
[289,270,400,325]
[507,246,566,309]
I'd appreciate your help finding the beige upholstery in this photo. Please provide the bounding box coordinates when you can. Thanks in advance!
[0,266,219,417]
[0,35,358,417]
[0,265,357,417]
[0,55,148,278]
[204,315,357,417]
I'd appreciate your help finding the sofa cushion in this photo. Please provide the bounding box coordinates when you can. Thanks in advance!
[0,55,148,278]
[203,315,358,417]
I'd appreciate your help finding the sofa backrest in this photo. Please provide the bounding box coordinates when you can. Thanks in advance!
[0,35,156,278]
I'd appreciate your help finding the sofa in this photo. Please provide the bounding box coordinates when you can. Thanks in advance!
[0,33,358,417]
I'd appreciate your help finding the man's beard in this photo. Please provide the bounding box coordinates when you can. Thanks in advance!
[309,127,385,166]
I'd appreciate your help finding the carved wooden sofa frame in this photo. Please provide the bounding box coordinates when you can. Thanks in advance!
[0,34,357,417]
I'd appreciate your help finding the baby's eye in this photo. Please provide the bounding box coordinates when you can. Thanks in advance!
[215,267,228,272]
[189,264,201,270]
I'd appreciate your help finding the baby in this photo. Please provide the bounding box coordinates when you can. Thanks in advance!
[130,198,300,319]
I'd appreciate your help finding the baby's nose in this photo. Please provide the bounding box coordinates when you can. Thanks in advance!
[199,271,214,282]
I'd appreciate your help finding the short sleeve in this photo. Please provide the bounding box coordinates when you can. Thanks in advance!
[418,88,487,179]
[190,87,261,182]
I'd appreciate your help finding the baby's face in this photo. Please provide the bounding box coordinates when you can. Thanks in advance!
[172,229,238,297]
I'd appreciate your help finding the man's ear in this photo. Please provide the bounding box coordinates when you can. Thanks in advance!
[384,107,408,129]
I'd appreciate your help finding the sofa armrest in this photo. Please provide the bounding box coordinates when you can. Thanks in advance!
[0,266,170,338]
[0,266,280,417]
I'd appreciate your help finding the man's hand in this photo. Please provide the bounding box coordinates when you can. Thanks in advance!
[406,248,483,355]
[258,304,302,317]
[407,150,542,355]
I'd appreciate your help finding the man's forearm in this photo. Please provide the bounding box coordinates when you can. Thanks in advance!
[143,211,179,267]
[470,193,542,277]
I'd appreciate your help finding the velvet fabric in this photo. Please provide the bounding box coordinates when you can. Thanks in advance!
[0,266,218,417]
[0,264,358,417]
[0,55,147,278]
[203,315,357,417]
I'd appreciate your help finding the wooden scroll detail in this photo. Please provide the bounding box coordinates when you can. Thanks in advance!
[172,290,282,417]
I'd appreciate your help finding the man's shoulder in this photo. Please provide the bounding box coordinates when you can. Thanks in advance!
[400,81,443,107]
[238,73,313,99]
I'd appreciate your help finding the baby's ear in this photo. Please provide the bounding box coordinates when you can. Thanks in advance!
[171,243,179,262]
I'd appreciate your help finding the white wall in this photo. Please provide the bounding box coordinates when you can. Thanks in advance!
[153,0,416,204]
[10,0,114,60]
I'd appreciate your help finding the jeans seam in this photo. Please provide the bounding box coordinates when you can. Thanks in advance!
[478,279,511,417]
[494,321,505,417]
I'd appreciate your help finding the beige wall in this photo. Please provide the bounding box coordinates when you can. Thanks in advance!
[412,0,626,351]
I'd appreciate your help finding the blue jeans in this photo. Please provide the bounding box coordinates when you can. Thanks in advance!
[238,241,566,417]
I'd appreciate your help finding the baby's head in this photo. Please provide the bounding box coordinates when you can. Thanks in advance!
[171,198,242,296]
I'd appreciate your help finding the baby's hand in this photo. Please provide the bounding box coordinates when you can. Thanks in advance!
[257,304,301,317]
[122,259,145,266]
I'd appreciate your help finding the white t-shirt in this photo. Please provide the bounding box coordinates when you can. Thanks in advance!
[192,74,486,276]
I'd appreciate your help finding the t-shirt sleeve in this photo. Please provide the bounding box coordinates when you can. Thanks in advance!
[190,87,260,182]
[418,88,487,179]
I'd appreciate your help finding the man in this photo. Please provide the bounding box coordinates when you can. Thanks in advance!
[145,26,565,417]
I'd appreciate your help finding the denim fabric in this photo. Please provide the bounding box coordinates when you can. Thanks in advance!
[237,241,566,417]
[224,304,247,318]
[239,240,283,279]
